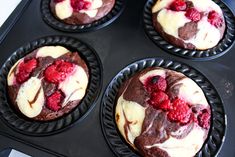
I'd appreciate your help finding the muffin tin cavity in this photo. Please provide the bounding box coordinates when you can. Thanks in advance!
[41,0,125,32]
[143,0,235,60]
[100,58,226,157]
[0,35,102,136]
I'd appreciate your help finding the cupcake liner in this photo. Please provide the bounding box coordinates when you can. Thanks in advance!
[143,0,235,60]
[0,35,102,136]
[100,58,226,156]
[41,0,125,32]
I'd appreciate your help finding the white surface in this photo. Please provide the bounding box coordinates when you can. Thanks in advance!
[0,0,22,27]
[9,149,31,157]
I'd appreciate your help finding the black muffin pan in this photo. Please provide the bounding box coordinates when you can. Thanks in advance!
[0,0,30,44]
[143,0,235,60]
[41,0,125,32]
[0,0,234,156]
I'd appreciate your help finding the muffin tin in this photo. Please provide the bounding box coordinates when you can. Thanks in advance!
[0,0,234,156]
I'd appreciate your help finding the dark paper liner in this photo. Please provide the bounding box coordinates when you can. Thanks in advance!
[100,58,226,157]
[143,0,235,60]
[41,0,125,32]
[0,35,102,136]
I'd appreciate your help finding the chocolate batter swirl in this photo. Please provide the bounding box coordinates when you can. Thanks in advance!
[116,67,210,157]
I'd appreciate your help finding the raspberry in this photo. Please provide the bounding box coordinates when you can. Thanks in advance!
[46,91,64,111]
[167,98,191,124]
[208,10,223,28]
[16,58,37,84]
[197,109,210,129]
[185,8,201,22]
[144,75,167,92]
[44,60,75,83]
[70,0,91,12]
[148,91,169,108]
[170,0,187,11]
[54,0,65,3]
[159,99,172,111]
[190,114,198,123]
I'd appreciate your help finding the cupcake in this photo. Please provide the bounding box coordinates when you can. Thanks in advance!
[50,0,115,24]
[7,46,89,121]
[152,0,226,50]
[115,67,211,157]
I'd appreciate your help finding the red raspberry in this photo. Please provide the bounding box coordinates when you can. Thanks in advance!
[16,58,37,84]
[167,98,191,124]
[70,0,91,12]
[148,91,169,108]
[159,99,172,111]
[191,114,198,123]
[208,10,223,28]
[46,91,64,111]
[44,60,75,84]
[170,0,187,11]
[54,0,65,3]
[185,8,201,22]
[197,109,210,129]
[144,75,167,92]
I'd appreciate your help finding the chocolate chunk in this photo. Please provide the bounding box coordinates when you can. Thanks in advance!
[165,71,186,87]
[167,83,183,99]
[135,135,170,157]
[186,1,194,8]
[122,72,148,107]
[152,12,196,49]
[33,56,54,78]
[178,22,198,40]
[151,76,160,84]
[42,80,57,97]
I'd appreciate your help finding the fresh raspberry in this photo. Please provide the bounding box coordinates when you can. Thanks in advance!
[16,58,37,84]
[167,98,191,124]
[158,99,172,111]
[54,0,65,3]
[144,75,167,93]
[70,0,91,12]
[190,113,198,123]
[170,0,187,11]
[185,8,201,22]
[46,91,64,111]
[44,60,75,84]
[148,91,169,108]
[197,109,210,129]
[208,10,223,28]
